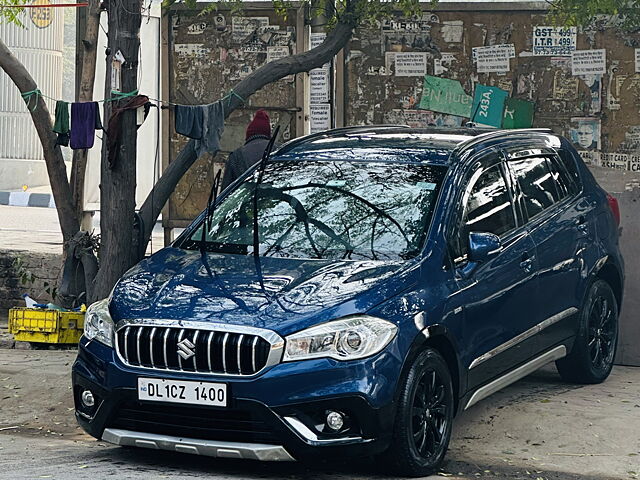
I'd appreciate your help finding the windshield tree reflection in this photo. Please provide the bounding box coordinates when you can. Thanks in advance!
[183,161,446,261]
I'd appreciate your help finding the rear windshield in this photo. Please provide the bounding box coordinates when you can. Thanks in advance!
[181,161,447,261]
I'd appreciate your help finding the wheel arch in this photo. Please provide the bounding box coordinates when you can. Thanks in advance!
[400,325,463,415]
[592,258,623,311]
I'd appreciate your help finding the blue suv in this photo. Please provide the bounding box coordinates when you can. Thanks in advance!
[73,126,624,476]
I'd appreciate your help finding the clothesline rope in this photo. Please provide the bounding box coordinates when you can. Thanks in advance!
[20,86,245,112]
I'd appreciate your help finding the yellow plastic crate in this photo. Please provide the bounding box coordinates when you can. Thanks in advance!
[8,307,85,344]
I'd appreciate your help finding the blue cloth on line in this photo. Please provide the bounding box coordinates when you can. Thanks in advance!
[70,102,102,150]
[174,105,203,140]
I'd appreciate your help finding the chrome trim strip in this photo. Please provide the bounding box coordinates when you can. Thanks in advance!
[149,327,156,368]
[102,428,295,462]
[252,336,258,373]
[191,330,200,372]
[136,327,142,364]
[221,332,229,373]
[207,331,214,372]
[114,320,285,378]
[282,417,368,446]
[469,307,578,370]
[465,345,567,410]
[177,329,185,371]
[163,328,170,368]
[123,326,129,362]
[237,334,244,374]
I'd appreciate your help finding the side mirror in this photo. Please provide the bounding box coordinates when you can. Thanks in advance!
[468,232,502,263]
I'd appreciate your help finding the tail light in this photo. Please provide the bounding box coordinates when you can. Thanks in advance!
[606,193,620,227]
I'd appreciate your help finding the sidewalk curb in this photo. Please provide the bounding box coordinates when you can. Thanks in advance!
[0,191,56,209]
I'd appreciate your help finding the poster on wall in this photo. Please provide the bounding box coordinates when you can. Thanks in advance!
[635,49,640,73]
[310,104,331,134]
[570,117,601,151]
[532,26,576,56]
[472,44,515,73]
[394,52,428,76]
[579,74,602,114]
[471,85,509,127]
[571,49,606,76]
[384,109,464,127]
[419,76,472,117]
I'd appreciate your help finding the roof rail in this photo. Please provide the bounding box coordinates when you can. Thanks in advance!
[453,128,554,152]
[274,124,411,155]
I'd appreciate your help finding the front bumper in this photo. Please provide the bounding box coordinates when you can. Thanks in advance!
[72,336,402,460]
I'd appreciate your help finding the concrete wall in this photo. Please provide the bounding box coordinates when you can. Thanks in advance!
[0,249,60,315]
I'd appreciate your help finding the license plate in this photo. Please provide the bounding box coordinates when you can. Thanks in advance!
[138,377,227,407]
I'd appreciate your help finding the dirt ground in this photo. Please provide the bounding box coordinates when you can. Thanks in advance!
[0,349,638,479]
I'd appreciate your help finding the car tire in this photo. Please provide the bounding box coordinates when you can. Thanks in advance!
[556,279,618,384]
[383,348,454,477]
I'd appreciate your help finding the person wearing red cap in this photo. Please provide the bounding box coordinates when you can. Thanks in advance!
[221,109,272,191]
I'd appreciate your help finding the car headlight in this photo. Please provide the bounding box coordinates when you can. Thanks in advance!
[283,316,397,362]
[84,298,115,347]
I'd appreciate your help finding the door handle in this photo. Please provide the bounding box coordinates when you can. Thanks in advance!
[519,257,533,273]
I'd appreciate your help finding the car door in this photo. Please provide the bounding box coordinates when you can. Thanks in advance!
[449,152,540,390]
[504,150,587,355]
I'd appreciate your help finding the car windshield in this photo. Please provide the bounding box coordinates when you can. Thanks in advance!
[182,160,447,260]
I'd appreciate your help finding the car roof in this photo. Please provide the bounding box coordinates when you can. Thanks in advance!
[272,126,557,165]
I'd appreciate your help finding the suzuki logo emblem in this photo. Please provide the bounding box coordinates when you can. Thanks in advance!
[177,338,196,360]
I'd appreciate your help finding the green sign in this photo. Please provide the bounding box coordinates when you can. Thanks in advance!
[502,98,535,129]
[471,85,509,128]
[419,76,473,118]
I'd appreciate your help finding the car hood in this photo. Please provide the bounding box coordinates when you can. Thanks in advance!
[109,248,418,336]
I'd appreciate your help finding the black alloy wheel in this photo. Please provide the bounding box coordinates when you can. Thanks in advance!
[411,369,449,459]
[556,279,618,384]
[383,348,454,477]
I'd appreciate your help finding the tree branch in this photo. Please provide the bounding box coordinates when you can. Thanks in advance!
[137,12,358,255]
[0,38,80,243]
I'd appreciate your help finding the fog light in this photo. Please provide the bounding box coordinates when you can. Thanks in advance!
[81,390,95,408]
[325,410,344,431]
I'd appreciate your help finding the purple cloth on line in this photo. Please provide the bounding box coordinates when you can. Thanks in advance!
[70,102,102,150]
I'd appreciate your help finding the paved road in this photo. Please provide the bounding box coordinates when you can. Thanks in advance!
[1,350,639,480]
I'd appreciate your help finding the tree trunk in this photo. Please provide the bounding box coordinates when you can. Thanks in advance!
[90,0,142,301]
[70,0,102,224]
[0,39,80,243]
[136,17,356,257]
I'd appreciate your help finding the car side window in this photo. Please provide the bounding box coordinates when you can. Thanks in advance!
[456,164,516,259]
[557,149,582,191]
[546,154,575,199]
[508,156,559,220]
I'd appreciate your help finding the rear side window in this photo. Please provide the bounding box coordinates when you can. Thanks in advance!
[557,149,582,190]
[546,155,577,198]
[509,157,559,220]
[462,165,516,240]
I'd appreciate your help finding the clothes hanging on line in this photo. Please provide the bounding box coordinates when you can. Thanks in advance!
[195,101,225,157]
[53,101,70,147]
[106,95,151,168]
[174,105,203,140]
[70,102,103,150]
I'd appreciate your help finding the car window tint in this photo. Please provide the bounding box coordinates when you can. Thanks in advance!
[546,155,574,199]
[462,165,516,240]
[558,149,581,190]
[509,157,559,219]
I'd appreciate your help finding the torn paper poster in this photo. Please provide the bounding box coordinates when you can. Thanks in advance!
[553,70,579,100]
[600,153,629,171]
[473,45,512,73]
[310,104,331,134]
[471,84,509,127]
[572,49,606,76]
[187,22,208,35]
[231,16,270,42]
[174,44,210,58]
[635,49,640,73]
[502,98,534,129]
[395,52,428,76]
[578,150,601,167]
[266,46,290,63]
[532,26,576,56]
[419,76,473,117]
[570,117,601,151]
[434,53,456,76]
[441,20,463,43]
[579,74,602,114]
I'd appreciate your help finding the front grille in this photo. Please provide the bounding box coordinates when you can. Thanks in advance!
[109,400,279,444]
[116,325,274,375]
